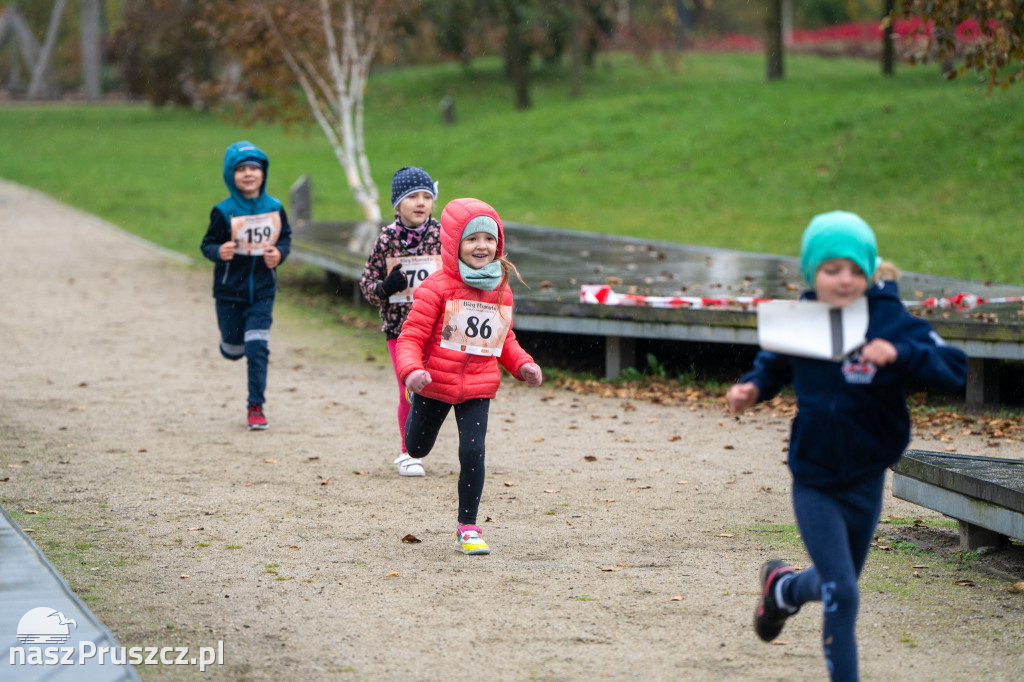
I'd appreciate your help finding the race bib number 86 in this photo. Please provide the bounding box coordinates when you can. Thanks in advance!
[440,299,512,357]
[231,212,282,256]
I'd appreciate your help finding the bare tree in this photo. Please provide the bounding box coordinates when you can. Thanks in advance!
[209,0,405,221]
[27,0,67,99]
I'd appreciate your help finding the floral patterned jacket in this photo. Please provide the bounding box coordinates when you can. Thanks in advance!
[359,218,443,338]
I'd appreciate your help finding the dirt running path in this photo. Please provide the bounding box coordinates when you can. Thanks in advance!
[1,179,1021,680]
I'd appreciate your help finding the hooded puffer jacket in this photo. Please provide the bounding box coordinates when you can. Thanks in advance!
[395,198,534,403]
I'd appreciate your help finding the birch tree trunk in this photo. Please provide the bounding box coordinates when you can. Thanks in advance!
[28,0,67,99]
[257,0,383,221]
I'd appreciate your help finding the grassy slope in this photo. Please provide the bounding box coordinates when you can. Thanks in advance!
[0,52,1021,282]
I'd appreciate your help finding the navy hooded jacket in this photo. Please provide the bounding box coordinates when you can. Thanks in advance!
[742,280,967,490]
[200,141,292,303]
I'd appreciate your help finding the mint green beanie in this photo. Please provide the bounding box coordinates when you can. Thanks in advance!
[799,211,877,284]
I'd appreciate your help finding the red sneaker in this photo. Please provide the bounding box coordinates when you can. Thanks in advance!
[247,404,268,430]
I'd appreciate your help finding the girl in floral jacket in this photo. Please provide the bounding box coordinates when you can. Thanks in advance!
[359,167,442,477]
[396,197,543,555]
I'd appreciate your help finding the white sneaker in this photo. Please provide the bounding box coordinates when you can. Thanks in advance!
[394,453,425,477]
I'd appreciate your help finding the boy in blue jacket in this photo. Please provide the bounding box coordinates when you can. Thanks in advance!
[200,141,292,430]
[726,211,967,682]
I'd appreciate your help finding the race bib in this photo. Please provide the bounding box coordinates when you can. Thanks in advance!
[231,212,281,256]
[385,255,442,303]
[440,299,512,357]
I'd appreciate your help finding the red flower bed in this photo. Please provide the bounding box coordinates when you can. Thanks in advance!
[689,18,990,55]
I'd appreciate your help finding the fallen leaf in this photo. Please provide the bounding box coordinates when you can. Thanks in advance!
[308,456,320,461]
[584,456,598,462]
[504,481,515,487]
[543,489,560,493]
[534,437,544,442]
[1008,582,1024,593]
[289,545,299,549]
[668,435,681,442]
[716,533,734,538]
[24,509,39,514]
[138,448,147,453]
[264,458,277,464]
[598,566,621,572]
[401,534,421,544]
[670,595,685,601]
[723,445,734,450]
[677,480,689,485]
[180,574,190,579]
[386,572,400,578]
[23,528,35,533]
[954,579,977,587]
[188,526,204,531]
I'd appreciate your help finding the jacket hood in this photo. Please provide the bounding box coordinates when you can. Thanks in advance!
[218,141,281,217]
[439,198,504,279]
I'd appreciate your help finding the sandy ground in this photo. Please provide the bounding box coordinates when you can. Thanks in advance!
[1,178,1022,681]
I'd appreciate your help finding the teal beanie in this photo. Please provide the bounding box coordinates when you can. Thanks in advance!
[461,215,499,242]
[799,211,877,284]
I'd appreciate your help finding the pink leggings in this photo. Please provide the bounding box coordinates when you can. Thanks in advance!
[387,338,411,453]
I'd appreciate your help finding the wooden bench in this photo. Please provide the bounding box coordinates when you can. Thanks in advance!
[287,176,1024,406]
[892,450,1024,549]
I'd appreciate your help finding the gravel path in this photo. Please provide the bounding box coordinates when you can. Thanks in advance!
[1,179,1021,680]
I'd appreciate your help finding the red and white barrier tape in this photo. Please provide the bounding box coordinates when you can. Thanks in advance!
[579,285,1023,312]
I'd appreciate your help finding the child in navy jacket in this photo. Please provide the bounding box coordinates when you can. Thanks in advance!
[200,141,292,430]
[726,211,966,682]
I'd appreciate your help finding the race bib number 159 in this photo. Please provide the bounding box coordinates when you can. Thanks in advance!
[231,212,281,256]
[440,299,512,357]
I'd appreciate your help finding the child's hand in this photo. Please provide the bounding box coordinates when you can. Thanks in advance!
[263,245,281,268]
[405,370,432,393]
[519,363,543,386]
[381,264,407,296]
[726,382,759,414]
[860,339,897,366]
[219,241,236,261]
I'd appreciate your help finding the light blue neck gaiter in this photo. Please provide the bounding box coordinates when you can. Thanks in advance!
[459,215,503,291]
[459,260,502,291]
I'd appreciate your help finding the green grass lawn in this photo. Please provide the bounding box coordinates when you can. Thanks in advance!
[1,52,1021,283]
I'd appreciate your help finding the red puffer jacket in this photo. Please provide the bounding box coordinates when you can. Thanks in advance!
[396,198,534,403]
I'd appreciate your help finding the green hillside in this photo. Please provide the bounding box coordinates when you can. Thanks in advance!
[0,52,1021,283]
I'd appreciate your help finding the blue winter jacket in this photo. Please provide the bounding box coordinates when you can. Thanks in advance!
[742,280,967,490]
[200,141,292,303]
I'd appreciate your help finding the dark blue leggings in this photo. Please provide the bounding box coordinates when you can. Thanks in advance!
[781,472,885,682]
[404,394,489,526]
[215,297,273,406]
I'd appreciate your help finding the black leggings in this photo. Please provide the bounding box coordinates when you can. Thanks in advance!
[404,394,490,525]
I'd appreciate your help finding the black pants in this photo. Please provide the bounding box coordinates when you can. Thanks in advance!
[404,394,489,525]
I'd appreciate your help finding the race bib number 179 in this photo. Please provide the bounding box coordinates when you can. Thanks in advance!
[385,255,442,303]
[440,299,512,357]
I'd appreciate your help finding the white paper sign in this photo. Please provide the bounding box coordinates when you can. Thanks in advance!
[757,297,868,361]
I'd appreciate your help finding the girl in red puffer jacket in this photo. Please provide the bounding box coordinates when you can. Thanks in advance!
[396,198,543,555]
